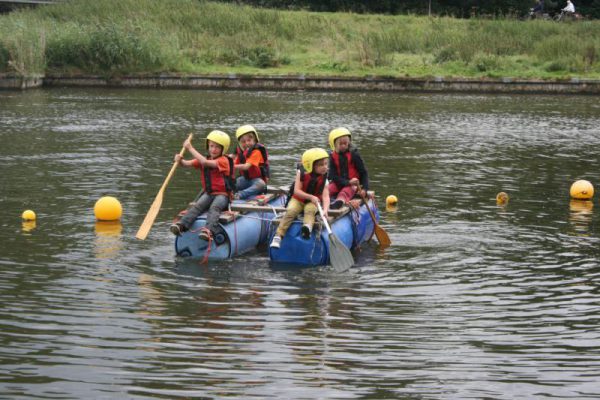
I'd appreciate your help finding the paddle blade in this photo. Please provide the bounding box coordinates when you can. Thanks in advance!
[374,224,391,249]
[135,192,164,240]
[328,233,354,272]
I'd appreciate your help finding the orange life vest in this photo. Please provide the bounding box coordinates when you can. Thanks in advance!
[236,143,270,182]
[199,155,235,195]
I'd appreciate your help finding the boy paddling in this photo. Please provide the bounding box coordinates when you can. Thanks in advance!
[170,130,235,241]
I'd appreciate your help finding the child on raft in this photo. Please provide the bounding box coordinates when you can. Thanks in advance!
[233,124,270,199]
[170,130,235,241]
[327,127,369,209]
[270,148,330,249]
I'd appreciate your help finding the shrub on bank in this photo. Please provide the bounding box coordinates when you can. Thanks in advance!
[45,22,179,74]
[0,13,46,76]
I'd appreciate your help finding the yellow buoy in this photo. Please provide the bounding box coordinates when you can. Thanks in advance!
[386,195,398,207]
[22,209,36,221]
[570,180,594,200]
[94,196,123,221]
[496,192,509,205]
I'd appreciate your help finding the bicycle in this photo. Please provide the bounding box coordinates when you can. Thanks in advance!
[554,10,582,22]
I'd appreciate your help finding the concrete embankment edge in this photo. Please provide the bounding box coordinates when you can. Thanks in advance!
[2,74,600,94]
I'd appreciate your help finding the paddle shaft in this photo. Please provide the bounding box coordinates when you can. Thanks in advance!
[135,133,193,240]
[357,185,378,224]
[357,184,391,248]
[316,202,333,235]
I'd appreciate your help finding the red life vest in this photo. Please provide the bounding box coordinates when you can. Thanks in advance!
[236,143,270,182]
[292,168,326,204]
[199,155,235,195]
[331,150,359,181]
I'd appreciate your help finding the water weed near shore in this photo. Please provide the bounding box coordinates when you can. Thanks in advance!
[1,0,599,79]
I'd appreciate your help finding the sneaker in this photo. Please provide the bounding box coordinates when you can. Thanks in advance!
[270,235,282,248]
[301,224,312,239]
[170,223,183,236]
[199,229,211,241]
[330,199,344,210]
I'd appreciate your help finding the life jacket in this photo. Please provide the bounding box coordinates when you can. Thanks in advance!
[236,143,270,182]
[288,164,326,204]
[330,149,360,181]
[200,155,236,196]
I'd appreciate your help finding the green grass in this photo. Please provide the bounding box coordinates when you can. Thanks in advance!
[1,0,600,79]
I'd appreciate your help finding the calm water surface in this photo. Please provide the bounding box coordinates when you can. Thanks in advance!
[1,88,600,399]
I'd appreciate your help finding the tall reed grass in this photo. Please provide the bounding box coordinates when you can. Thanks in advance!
[0,0,599,79]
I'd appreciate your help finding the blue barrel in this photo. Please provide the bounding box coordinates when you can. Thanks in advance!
[175,195,285,260]
[353,198,378,244]
[269,199,377,266]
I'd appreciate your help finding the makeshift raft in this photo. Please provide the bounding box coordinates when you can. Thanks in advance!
[268,196,380,266]
[174,188,287,260]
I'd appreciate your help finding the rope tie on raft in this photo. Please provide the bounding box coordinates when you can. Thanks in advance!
[200,228,213,265]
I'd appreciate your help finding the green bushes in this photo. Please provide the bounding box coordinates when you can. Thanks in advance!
[0,14,46,76]
[45,22,178,74]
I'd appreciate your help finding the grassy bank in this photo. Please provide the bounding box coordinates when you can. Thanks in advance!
[1,0,600,80]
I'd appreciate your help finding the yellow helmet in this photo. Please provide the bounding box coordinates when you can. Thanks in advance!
[235,124,260,143]
[328,127,351,150]
[301,148,329,173]
[206,130,230,154]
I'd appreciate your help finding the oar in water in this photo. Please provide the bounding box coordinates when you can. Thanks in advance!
[317,202,354,272]
[136,133,193,240]
[357,184,391,249]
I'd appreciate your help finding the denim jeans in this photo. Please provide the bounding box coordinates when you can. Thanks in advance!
[236,176,266,199]
[178,192,229,234]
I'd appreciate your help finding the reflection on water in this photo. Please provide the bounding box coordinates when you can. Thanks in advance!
[569,199,594,236]
[1,88,600,399]
[94,221,123,259]
[21,220,37,233]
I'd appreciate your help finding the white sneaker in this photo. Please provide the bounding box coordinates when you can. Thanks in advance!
[270,235,282,248]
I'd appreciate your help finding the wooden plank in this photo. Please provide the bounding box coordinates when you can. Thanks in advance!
[229,203,348,217]
[178,192,358,224]
[266,185,289,195]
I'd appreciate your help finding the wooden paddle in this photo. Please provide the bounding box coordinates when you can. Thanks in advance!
[357,184,391,249]
[317,202,354,272]
[135,133,193,240]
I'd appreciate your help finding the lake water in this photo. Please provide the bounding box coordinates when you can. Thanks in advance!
[1,88,600,399]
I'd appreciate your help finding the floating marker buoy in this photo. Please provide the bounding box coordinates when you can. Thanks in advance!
[22,209,36,221]
[496,192,509,205]
[386,195,398,207]
[94,196,122,221]
[570,180,594,200]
